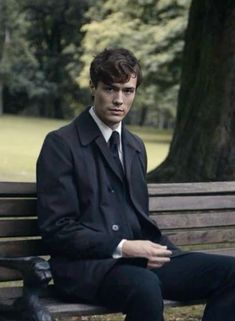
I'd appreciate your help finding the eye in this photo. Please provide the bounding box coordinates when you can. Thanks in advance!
[123,88,135,95]
[104,86,114,93]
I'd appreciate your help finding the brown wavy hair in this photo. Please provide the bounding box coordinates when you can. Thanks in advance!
[90,48,142,88]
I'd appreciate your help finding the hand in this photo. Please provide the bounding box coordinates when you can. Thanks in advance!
[122,240,172,269]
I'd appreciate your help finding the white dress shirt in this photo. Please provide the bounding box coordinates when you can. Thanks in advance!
[89,106,123,165]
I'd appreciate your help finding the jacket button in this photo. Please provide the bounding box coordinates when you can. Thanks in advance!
[112,224,119,231]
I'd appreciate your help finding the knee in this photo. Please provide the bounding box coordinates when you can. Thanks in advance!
[128,269,162,305]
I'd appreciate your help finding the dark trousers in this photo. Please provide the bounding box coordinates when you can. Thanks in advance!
[94,253,235,321]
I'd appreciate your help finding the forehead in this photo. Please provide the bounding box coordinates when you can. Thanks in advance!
[100,75,137,88]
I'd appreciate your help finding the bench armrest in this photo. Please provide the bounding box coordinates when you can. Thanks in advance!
[0,256,54,321]
[0,256,52,286]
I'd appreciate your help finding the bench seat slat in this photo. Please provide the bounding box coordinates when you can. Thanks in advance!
[149,195,235,211]
[0,287,203,318]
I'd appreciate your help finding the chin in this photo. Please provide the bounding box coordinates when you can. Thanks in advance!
[107,117,122,125]
[106,120,121,129]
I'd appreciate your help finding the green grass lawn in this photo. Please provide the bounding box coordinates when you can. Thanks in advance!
[0,114,172,182]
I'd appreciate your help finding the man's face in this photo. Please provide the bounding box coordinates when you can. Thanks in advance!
[90,75,137,129]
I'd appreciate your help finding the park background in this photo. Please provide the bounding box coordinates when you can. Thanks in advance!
[1,0,235,320]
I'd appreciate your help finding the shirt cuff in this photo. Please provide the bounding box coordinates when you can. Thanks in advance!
[112,239,127,259]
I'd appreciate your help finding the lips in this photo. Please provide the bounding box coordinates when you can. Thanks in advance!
[109,108,124,114]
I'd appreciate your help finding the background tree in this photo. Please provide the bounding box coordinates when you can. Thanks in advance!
[0,0,37,115]
[78,0,189,126]
[148,0,235,182]
[19,0,91,118]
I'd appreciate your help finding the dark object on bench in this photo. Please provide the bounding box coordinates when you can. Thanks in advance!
[1,181,235,320]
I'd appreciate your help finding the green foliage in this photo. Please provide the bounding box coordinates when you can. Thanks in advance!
[18,0,91,118]
[78,0,189,125]
[0,0,189,124]
[0,0,91,117]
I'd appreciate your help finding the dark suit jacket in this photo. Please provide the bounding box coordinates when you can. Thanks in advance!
[37,108,179,301]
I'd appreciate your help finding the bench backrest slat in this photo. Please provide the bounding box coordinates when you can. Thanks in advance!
[148,181,235,195]
[0,199,36,217]
[0,182,36,196]
[152,211,235,229]
[0,239,46,257]
[149,195,235,212]
[167,228,235,246]
[0,266,22,282]
[0,219,39,237]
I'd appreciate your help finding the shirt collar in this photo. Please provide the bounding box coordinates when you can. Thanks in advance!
[89,106,122,143]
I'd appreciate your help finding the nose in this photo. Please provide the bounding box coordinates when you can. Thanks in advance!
[113,91,123,106]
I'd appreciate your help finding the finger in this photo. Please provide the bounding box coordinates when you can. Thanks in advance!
[148,256,171,264]
[151,243,167,249]
[147,261,166,269]
[153,249,172,257]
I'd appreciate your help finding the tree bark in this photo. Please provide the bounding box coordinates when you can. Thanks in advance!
[147,0,235,183]
[0,79,3,115]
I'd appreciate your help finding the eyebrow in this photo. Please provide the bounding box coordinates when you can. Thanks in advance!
[108,84,136,90]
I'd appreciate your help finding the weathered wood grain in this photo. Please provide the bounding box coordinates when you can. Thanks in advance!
[148,181,235,196]
[151,211,235,229]
[149,195,235,211]
[167,228,235,245]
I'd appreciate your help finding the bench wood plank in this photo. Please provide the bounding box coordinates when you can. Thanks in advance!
[149,195,235,211]
[148,181,235,195]
[0,199,36,217]
[0,219,39,237]
[153,211,235,229]
[0,239,45,257]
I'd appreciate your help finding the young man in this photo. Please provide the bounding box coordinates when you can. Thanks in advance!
[37,48,235,321]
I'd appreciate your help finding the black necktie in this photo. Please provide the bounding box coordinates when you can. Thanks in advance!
[109,131,124,175]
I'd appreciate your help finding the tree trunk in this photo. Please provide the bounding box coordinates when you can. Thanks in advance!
[147,0,235,183]
[0,79,3,115]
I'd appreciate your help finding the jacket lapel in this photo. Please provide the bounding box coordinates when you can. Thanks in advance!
[95,136,124,181]
[122,127,142,184]
[75,108,124,181]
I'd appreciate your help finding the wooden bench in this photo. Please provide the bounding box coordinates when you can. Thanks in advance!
[1,181,235,320]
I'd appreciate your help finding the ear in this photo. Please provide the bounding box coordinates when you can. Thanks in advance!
[90,80,95,95]
[89,80,96,102]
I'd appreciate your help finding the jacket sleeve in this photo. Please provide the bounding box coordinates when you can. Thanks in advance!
[36,132,122,259]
